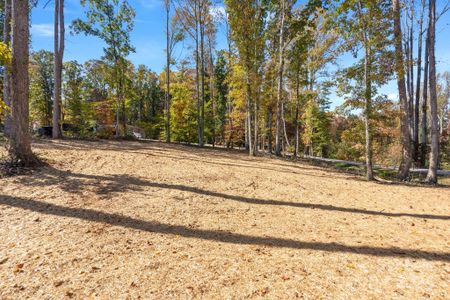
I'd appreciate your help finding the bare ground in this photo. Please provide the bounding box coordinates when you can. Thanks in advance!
[0,140,449,299]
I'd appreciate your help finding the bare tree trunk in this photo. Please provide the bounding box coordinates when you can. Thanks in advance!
[165,1,171,143]
[115,65,120,138]
[208,35,215,147]
[226,98,233,148]
[282,101,290,149]
[409,4,415,155]
[194,2,201,146]
[268,106,273,154]
[121,66,126,135]
[294,71,300,158]
[275,0,285,157]
[246,75,253,155]
[420,24,429,167]
[426,0,438,184]
[3,0,12,137]
[363,49,374,180]
[53,0,64,139]
[253,91,258,155]
[199,6,205,147]
[357,0,374,180]
[393,0,413,180]
[9,0,34,163]
[414,0,426,162]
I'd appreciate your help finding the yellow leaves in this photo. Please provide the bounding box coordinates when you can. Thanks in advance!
[346,262,356,269]
[0,42,12,67]
[0,99,7,116]
[0,42,11,115]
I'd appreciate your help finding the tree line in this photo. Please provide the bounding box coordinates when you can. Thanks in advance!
[0,0,449,184]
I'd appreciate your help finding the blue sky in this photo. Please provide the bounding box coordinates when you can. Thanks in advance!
[30,0,450,108]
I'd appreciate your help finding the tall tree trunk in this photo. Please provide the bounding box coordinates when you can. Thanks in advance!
[165,2,171,143]
[199,7,205,147]
[363,49,374,180]
[53,0,64,139]
[115,62,121,138]
[357,0,374,180]
[246,73,253,155]
[121,66,126,135]
[294,71,300,158]
[393,0,413,180]
[194,2,201,146]
[275,0,285,157]
[253,90,258,155]
[268,106,273,154]
[208,36,215,147]
[3,0,12,137]
[282,101,290,149]
[9,0,34,163]
[409,5,415,153]
[426,0,438,183]
[414,0,426,162]
[420,24,429,167]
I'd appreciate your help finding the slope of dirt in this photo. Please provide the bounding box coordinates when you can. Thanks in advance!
[0,140,449,299]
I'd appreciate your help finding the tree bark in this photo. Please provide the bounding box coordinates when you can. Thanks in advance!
[194,1,201,146]
[294,70,300,158]
[3,0,12,136]
[393,0,413,180]
[246,72,253,155]
[268,106,273,154]
[363,49,374,180]
[9,0,34,163]
[357,0,374,180]
[420,24,429,167]
[165,1,171,143]
[414,0,426,162]
[53,0,64,139]
[275,0,285,157]
[199,4,205,147]
[426,0,439,184]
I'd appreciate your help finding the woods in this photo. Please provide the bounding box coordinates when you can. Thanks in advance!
[0,0,449,178]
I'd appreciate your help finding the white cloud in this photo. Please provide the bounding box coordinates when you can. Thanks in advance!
[31,24,53,37]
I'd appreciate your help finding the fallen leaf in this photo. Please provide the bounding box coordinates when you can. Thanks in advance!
[0,257,8,265]
[54,280,64,287]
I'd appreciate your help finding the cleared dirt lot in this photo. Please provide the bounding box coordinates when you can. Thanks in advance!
[0,140,449,299]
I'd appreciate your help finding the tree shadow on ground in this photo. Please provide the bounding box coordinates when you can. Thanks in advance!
[17,167,450,221]
[0,194,449,262]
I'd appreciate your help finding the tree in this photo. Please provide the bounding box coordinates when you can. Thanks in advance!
[163,0,183,143]
[72,0,135,137]
[52,0,64,138]
[225,0,268,155]
[177,0,210,146]
[275,0,287,156]
[214,50,229,145]
[9,0,34,164]
[29,50,54,126]
[333,0,392,180]
[63,60,95,134]
[393,0,413,180]
[426,0,438,183]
